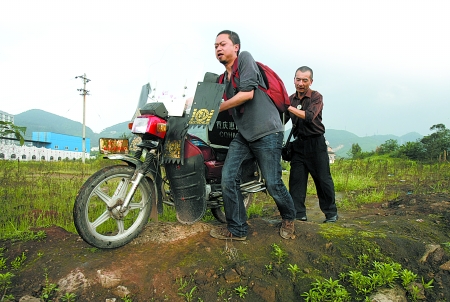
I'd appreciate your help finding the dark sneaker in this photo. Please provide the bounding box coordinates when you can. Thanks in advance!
[210,226,246,241]
[323,215,338,223]
[280,220,295,239]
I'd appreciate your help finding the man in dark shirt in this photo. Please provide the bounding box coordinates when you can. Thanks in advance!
[287,66,338,223]
[209,30,296,240]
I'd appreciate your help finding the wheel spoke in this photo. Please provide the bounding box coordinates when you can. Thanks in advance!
[90,210,111,229]
[93,177,131,208]
[116,220,125,234]
[114,178,131,198]
[92,187,115,208]
[128,202,144,210]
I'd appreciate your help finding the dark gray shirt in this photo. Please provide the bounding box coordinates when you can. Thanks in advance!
[289,89,325,138]
[223,51,283,142]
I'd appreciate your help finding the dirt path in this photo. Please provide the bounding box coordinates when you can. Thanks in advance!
[2,192,450,301]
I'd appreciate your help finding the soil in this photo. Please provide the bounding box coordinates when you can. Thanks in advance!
[2,185,450,302]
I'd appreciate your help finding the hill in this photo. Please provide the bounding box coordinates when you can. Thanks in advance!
[14,109,96,140]
[14,110,130,148]
[284,128,422,158]
[14,109,422,153]
[324,129,423,158]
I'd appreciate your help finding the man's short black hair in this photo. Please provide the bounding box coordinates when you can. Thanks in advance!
[295,66,314,80]
[217,30,241,55]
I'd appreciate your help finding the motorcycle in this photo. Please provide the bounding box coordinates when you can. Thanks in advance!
[73,75,266,249]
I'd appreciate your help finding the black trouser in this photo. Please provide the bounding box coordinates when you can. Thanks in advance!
[288,135,337,219]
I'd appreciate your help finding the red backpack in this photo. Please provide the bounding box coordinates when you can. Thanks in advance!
[218,57,290,113]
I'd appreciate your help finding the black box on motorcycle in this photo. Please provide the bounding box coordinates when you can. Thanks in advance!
[140,102,168,118]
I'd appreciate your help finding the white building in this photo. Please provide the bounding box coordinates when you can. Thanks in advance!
[0,142,87,161]
[0,111,89,161]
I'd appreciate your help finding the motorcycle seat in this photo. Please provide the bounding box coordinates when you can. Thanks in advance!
[188,134,215,161]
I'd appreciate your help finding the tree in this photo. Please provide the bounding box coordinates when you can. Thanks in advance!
[377,139,399,155]
[348,143,362,159]
[0,121,26,146]
[420,124,450,161]
[397,141,426,160]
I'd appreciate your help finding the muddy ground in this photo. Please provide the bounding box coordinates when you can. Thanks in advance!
[2,186,450,302]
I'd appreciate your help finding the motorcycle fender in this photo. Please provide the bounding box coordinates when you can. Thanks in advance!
[103,154,143,168]
[102,153,158,180]
[165,140,206,224]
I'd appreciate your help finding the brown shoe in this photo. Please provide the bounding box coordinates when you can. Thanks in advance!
[280,220,295,239]
[210,226,247,241]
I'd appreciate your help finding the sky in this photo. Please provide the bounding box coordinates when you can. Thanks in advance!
[1,0,449,137]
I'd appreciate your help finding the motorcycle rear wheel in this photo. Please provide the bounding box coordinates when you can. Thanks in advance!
[73,165,154,249]
[210,193,253,223]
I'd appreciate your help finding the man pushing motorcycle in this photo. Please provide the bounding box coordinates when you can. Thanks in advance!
[209,30,296,241]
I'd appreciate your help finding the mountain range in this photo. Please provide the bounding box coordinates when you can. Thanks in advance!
[13,109,422,158]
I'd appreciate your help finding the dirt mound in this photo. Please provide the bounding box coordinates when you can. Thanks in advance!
[2,192,450,301]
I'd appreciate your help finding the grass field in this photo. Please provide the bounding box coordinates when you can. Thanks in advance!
[1,157,449,240]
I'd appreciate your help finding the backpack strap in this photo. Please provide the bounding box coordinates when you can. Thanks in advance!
[218,58,241,114]
[229,57,239,90]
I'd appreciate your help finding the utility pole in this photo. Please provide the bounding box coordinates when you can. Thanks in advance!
[75,74,90,164]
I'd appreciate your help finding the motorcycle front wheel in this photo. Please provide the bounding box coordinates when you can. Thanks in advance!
[210,193,253,223]
[73,165,154,249]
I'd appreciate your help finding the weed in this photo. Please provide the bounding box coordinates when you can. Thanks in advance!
[177,286,197,302]
[0,272,15,301]
[287,263,301,282]
[1,294,15,301]
[347,270,374,295]
[400,268,417,288]
[217,287,226,297]
[357,253,370,269]
[322,255,435,301]
[121,294,133,302]
[0,257,6,271]
[40,271,59,301]
[301,277,351,302]
[234,285,248,299]
[370,261,400,288]
[176,273,198,302]
[442,242,450,254]
[270,243,287,264]
[421,277,434,290]
[61,292,77,302]
[409,284,422,302]
[176,276,189,291]
[264,263,273,275]
[247,199,265,218]
[10,252,26,270]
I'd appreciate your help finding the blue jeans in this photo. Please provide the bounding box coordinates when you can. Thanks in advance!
[222,132,296,237]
